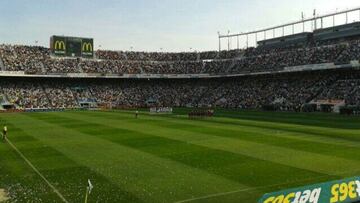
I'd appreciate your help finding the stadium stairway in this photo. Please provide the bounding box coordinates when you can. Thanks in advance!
[39,61,46,73]
[234,50,246,60]
[87,88,97,104]
[77,62,83,73]
[335,44,350,63]
[199,61,206,73]
[0,94,18,110]
[0,58,5,71]
[226,59,240,73]
[123,52,129,60]
[70,88,81,107]
[139,66,145,74]
[196,52,201,61]
[40,84,52,106]
[306,76,340,103]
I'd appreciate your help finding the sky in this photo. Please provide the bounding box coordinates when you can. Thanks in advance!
[0,0,359,52]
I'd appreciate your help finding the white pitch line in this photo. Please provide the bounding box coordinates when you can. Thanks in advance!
[174,187,253,203]
[6,138,69,203]
[174,169,360,203]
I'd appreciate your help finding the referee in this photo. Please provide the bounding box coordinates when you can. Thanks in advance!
[135,110,139,119]
[2,125,7,142]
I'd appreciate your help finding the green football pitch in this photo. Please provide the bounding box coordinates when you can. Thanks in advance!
[0,109,360,203]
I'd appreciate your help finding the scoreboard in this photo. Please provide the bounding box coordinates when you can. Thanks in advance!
[50,35,94,58]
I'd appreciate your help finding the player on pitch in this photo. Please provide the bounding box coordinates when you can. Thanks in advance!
[2,125,7,142]
[135,110,139,119]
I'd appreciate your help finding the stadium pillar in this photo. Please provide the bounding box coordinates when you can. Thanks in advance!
[255,33,258,45]
[264,31,266,40]
[313,9,317,30]
[228,38,230,51]
[227,30,230,51]
[218,32,221,52]
[346,12,348,24]
[246,34,249,48]
[303,22,305,32]
[219,38,221,51]
[237,36,239,49]
[321,18,323,29]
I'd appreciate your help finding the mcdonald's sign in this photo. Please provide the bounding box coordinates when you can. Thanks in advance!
[81,38,94,57]
[54,41,66,51]
[50,36,66,55]
[82,42,92,52]
[50,35,94,57]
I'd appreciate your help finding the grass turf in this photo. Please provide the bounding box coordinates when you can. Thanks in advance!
[0,109,360,202]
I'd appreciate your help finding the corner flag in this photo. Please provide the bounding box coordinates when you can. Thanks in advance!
[84,179,94,203]
[88,179,93,194]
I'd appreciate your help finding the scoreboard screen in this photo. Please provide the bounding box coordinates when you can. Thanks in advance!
[50,35,94,58]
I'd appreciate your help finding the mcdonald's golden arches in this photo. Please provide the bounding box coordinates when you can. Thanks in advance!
[54,41,66,50]
[82,42,93,52]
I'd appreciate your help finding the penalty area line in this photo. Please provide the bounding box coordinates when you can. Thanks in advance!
[6,138,69,203]
[174,187,252,203]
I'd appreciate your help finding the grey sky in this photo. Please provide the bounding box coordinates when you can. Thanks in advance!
[0,0,359,52]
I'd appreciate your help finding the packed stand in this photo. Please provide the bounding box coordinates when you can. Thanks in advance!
[0,82,49,108]
[0,45,49,73]
[316,71,360,106]
[96,50,199,61]
[0,69,358,110]
[0,40,359,75]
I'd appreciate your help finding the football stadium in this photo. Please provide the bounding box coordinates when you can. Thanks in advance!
[1,1,360,203]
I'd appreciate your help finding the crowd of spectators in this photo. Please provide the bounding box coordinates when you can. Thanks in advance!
[95,49,243,61]
[1,39,359,75]
[0,45,49,73]
[317,72,360,106]
[96,50,199,61]
[227,43,350,74]
[0,70,359,110]
[0,82,49,108]
[43,83,78,108]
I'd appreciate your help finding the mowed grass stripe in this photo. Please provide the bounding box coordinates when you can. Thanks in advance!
[212,109,360,129]
[124,113,360,163]
[175,108,360,129]
[86,110,360,147]
[0,116,141,203]
[27,111,336,202]
[200,115,360,142]
[39,112,335,195]
[158,109,360,142]
[80,110,360,163]
[169,112,360,147]
[5,113,249,203]
[29,112,329,188]
[3,110,358,202]
[168,112,360,143]
[57,111,360,177]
